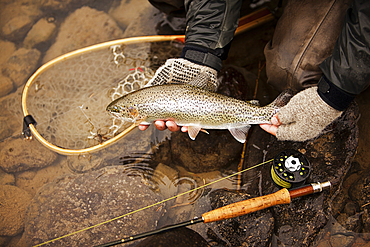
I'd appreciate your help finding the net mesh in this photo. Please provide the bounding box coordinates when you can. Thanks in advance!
[25,40,183,150]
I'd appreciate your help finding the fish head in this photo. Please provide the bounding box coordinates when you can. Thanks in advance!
[106,100,144,123]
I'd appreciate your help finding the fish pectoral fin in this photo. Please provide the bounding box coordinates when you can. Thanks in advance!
[134,116,148,126]
[187,126,202,140]
[228,125,251,143]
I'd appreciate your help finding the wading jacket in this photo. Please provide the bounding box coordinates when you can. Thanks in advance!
[151,0,370,111]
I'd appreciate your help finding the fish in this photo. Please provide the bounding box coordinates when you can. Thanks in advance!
[106,84,291,143]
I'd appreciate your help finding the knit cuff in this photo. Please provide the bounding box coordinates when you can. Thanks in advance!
[317,75,355,111]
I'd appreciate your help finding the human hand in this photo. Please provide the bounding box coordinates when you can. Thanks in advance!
[139,58,218,132]
[138,121,188,132]
[260,86,342,141]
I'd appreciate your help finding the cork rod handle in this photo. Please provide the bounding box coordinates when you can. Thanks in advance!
[202,188,291,223]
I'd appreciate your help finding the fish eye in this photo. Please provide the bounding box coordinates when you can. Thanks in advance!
[111,106,121,113]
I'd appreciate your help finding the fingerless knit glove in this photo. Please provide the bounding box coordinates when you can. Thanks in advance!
[276,86,342,141]
[148,58,219,92]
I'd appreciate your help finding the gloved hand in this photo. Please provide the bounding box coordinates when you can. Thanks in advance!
[139,58,218,132]
[149,58,219,92]
[260,86,342,141]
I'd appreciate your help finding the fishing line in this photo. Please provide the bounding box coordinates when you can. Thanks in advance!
[32,158,273,247]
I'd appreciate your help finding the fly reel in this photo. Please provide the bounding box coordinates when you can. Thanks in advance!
[271,150,311,188]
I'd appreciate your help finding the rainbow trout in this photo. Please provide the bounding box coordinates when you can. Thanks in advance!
[107,84,290,143]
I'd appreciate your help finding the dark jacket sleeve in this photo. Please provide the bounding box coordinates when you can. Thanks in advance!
[318,0,370,111]
[180,0,242,71]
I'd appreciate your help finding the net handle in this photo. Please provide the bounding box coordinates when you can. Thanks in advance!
[21,35,185,156]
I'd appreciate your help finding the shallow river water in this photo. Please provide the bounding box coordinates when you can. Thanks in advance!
[0,0,370,246]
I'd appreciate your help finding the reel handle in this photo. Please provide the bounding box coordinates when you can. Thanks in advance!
[202,188,291,223]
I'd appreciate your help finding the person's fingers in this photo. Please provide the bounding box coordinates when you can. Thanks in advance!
[259,123,278,136]
[138,124,149,131]
[271,114,281,126]
[166,121,181,132]
[155,120,167,131]
[181,126,188,132]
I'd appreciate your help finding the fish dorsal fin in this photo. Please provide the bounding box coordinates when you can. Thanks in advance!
[228,125,251,143]
[187,126,202,140]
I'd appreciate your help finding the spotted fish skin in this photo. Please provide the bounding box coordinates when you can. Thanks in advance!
[107,84,283,143]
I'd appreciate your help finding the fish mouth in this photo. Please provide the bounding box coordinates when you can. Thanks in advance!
[107,110,134,123]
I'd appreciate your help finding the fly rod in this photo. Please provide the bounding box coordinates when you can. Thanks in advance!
[95,181,331,247]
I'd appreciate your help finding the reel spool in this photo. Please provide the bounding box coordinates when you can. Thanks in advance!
[271,150,311,188]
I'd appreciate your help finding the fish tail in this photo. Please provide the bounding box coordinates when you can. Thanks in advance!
[265,89,293,116]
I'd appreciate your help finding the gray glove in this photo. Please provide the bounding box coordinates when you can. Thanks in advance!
[149,58,219,92]
[276,86,342,141]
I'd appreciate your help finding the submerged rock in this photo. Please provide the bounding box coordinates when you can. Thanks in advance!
[0,40,16,66]
[0,185,32,236]
[2,48,41,88]
[0,137,58,173]
[24,166,165,246]
[0,3,42,41]
[0,74,14,98]
[43,6,124,63]
[170,130,243,173]
[109,0,153,31]
[0,87,24,141]
[15,159,71,196]
[23,18,57,49]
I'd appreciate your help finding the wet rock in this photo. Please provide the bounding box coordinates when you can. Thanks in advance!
[208,189,274,246]
[349,170,370,207]
[122,5,165,38]
[0,87,23,141]
[217,66,255,101]
[109,0,153,31]
[24,166,165,246]
[7,233,27,247]
[0,137,58,173]
[0,237,9,246]
[0,40,16,66]
[170,130,243,173]
[38,0,91,11]
[273,194,328,246]
[0,3,42,41]
[363,209,370,233]
[329,234,355,247]
[0,169,15,185]
[43,6,124,63]
[135,227,209,247]
[344,212,362,232]
[344,201,358,216]
[23,18,57,48]
[239,101,360,246]
[16,159,70,196]
[0,74,14,98]
[0,185,32,236]
[0,111,20,142]
[2,48,41,88]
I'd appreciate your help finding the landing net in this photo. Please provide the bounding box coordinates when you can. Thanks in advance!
[22,36,185,155]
